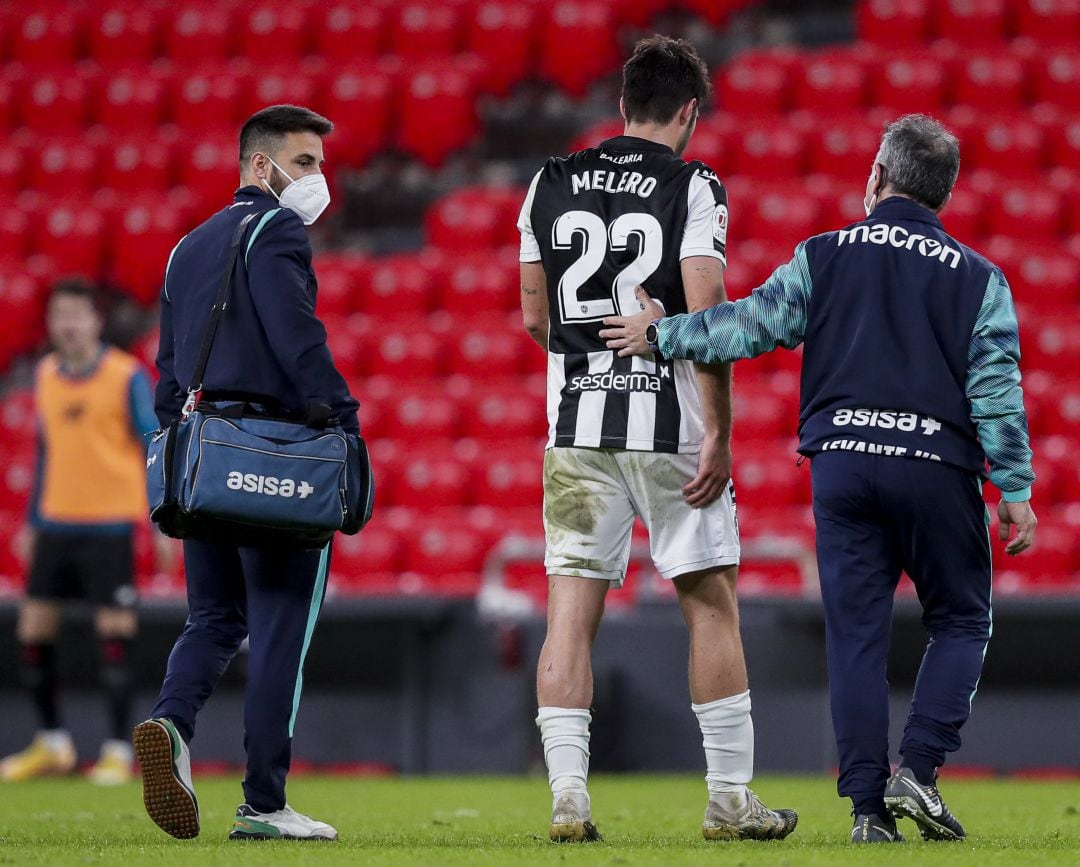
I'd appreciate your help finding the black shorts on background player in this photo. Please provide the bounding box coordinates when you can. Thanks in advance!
[27,531,137,609]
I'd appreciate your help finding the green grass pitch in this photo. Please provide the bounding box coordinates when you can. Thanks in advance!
[0,774,1078,865]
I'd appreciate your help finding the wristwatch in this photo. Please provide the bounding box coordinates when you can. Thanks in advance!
[645,318,662,352]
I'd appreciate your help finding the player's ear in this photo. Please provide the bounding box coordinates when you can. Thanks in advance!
[680,99,697,126]
[619,97,627,122]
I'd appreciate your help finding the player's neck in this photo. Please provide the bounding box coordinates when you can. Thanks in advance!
[59,343,103,375]
[622,122,681,153]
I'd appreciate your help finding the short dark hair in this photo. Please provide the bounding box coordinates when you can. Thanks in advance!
[874,114,960,210]
[622,35,711,126]
[49,278,103,313]
[238,104,333,165]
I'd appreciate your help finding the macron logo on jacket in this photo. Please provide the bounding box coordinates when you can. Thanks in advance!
[837,222,961,269]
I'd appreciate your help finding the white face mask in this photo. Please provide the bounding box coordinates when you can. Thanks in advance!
[262,156,330,226]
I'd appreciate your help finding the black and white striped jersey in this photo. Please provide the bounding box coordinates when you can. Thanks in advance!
[518,135,728,454]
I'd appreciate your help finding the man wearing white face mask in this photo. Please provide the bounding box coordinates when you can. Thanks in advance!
[133,105,358,843]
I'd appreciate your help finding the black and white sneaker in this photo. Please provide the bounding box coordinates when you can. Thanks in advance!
[851,812,904,843]
[229,804,338,841]
[884,767,966,841]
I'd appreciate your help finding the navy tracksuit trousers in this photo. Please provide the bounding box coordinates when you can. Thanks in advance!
[811,452,992,808]
[151,539,329,813]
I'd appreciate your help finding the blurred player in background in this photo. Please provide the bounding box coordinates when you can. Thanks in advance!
[0,280,164,786]
[518,35,797,843]
[603,114,1037,843]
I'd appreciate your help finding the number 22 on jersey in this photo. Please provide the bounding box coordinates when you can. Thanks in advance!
[552,210,663,324]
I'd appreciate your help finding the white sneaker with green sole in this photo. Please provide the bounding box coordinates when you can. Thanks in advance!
[229,804,338,841]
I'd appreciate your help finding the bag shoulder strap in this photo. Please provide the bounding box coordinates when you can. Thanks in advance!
[188,212,258,395]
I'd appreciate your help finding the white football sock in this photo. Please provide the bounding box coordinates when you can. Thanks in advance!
[536,707,591,796]
[693,690,754,805]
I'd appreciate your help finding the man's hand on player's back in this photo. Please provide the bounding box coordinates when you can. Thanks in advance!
[600,286,665,357]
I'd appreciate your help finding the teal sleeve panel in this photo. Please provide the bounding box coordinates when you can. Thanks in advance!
[657,243,812,364]
[965,268,1035,498]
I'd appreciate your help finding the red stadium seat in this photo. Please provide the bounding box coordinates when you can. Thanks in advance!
[1016,312,1080,377]
[170,63,246,130]
[435,250,519,315]
[107,198,186,304]
[716,50,793,116]
[238,65,319,126]
[468,441,545,509]
[330,523,404,587]
[426,187,523,250]
[87,4,161,66]
[952,52,1026,111]
[441,316,529,381]
[982,183,1063,239]
[537,1,619,97]
[1015,0,1080,44]
[33,200,107,277]
[164,4,234,63]
[856,0,931,45]
[96,132,176,195]
[321,70,392,166]
[398,58,480,166]
[17,68,91,132]
[870,52,946,115]
[402,519,487,594]
[805,116,880,180]
[92,67,169,131]
[0,268,45,359]
[389,447,471,509]
[462,384,546,441]
[312,4,384,64]
[934,0,1007,44]
[314,253,366,318]
[795,51,865,113]
[968,118,1044,177]
[743,188,820,250]
[236,3,309,61]
[467,1,536,95]
[1011,251,1080,305]
[379,382,464,443]
[388,1,461,58]
[732,444,810,508]
[1044,116,1080,190]
[732,123,805,178]
[731,391,791,440]
[30,138,98,195]
[361,253,437,317]
[351,316,443,381]
[0,450,35,513]
[12,7,80,64]
[1032,49,1080,111]
[177,131,239,204]
[938,187,984,245]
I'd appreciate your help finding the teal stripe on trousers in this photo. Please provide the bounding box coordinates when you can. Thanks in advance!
[289,543,330,737]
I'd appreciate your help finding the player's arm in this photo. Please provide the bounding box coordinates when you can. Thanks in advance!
[966,268,1036,554]
[521,261,549,349]
[517,168,547,349]
[682,255,731,508]
[602,245,813,362]
[154,279,183,427]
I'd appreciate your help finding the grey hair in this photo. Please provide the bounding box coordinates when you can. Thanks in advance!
[873,114,960,210]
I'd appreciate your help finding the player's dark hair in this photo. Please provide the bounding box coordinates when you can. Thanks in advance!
[238,104,333,164]
[48,278,104,314]
[622,35,711,126]
[874,114,960,210]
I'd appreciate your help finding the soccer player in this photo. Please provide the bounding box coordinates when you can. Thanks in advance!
[517,36,797,843]
[0,280,163,786]
[602,114,1037,843]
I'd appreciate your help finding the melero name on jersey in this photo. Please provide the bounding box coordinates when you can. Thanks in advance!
[571,168,657,198]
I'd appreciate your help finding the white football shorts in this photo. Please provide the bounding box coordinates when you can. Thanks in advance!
[542,446,740,585]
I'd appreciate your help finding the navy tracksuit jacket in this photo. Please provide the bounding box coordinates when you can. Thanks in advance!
[151,186,358,812]
[657,196,1035,807]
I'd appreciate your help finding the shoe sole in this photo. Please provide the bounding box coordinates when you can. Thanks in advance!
[133,721,199,840]
[885,795,963,841]
[549,821,601,843]
[229,832,338,842]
